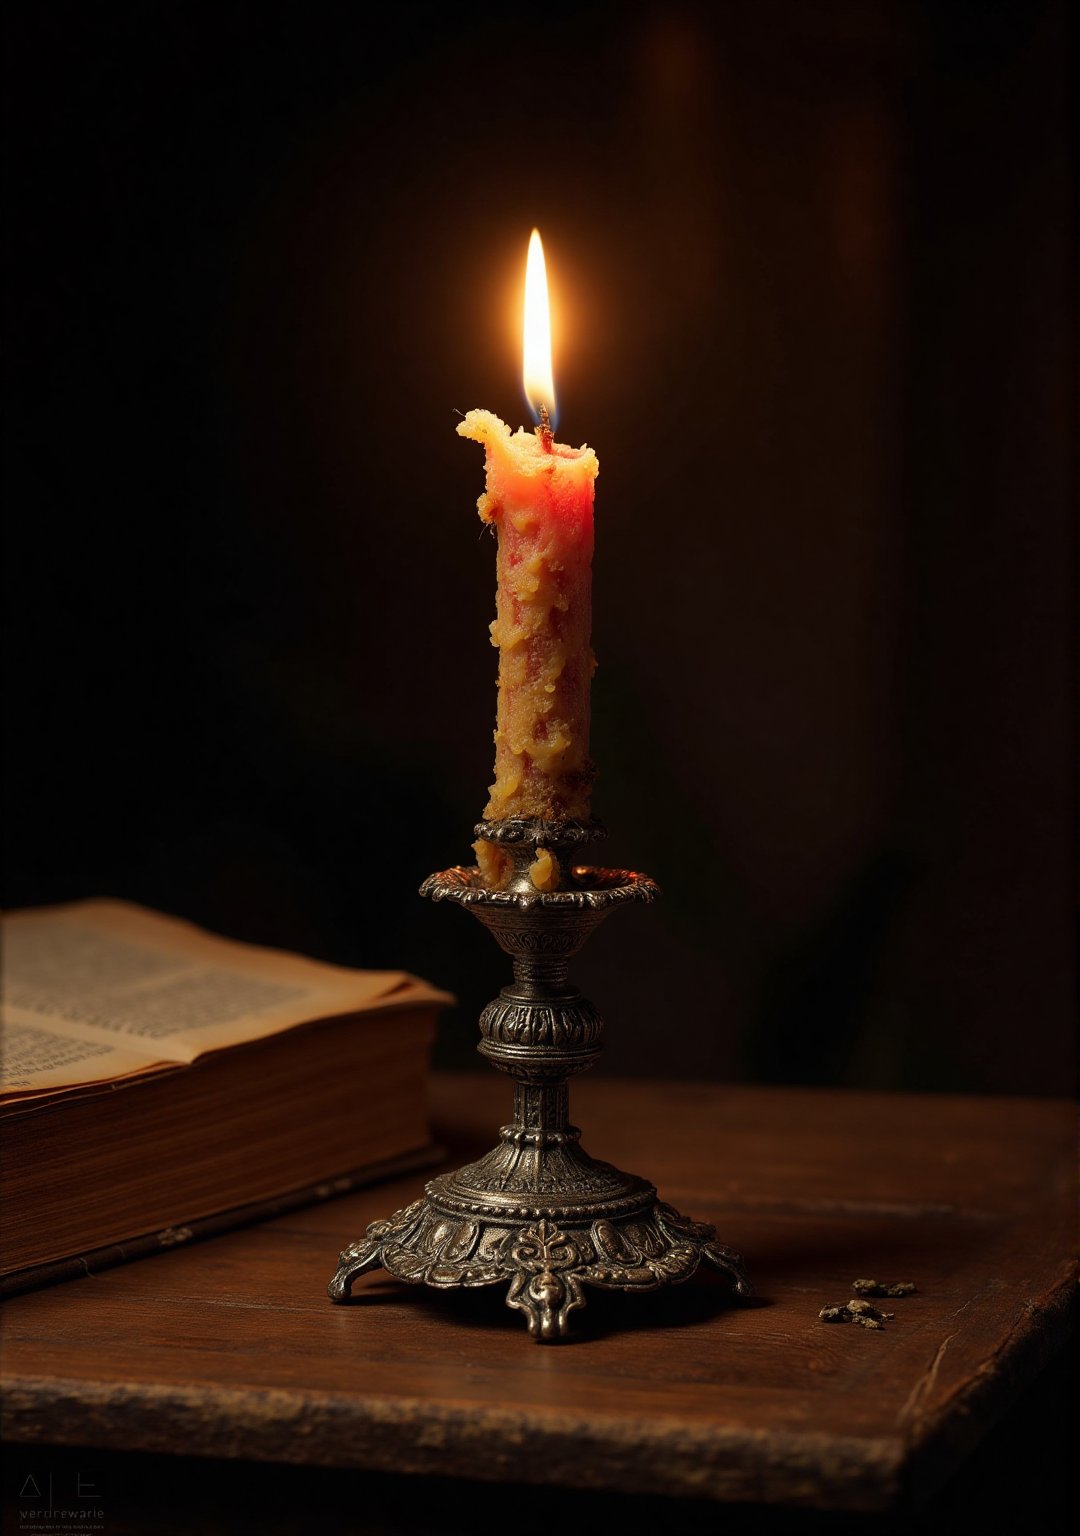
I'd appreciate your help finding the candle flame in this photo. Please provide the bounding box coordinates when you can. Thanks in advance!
[523,229,556,427]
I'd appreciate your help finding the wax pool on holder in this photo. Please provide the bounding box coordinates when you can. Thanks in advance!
[457,408,599,886]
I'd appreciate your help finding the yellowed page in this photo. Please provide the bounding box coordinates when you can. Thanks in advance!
[0,1014,178,1095]
[1,899,451,1097]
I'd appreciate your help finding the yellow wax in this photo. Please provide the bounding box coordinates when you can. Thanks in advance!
[458,409,599,827]
[528,847,559,891]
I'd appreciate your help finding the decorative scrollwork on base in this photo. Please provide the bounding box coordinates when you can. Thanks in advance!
[328,1196,752,1342]
[505,1219,587,1340]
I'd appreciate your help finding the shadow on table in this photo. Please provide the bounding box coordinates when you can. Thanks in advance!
[343,1260,760,1340]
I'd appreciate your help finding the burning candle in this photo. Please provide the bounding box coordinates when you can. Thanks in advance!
[458,231,599,885]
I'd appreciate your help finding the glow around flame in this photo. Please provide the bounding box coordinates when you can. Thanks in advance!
[523,228,556,426]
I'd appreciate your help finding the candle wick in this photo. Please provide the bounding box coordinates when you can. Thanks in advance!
[537,405,554,453]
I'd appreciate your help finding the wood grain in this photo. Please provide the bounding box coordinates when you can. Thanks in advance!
[1,1076,1074,1514]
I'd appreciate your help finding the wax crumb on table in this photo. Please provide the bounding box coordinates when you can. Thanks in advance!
[852,1278,918,1298]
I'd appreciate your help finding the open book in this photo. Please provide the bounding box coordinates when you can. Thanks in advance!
[1,900,452,1292]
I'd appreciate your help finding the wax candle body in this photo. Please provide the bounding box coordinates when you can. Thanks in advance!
[458,409,599,836]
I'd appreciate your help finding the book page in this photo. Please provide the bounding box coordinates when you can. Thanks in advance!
[1,900,451,1098]
[0,1015,181,1097]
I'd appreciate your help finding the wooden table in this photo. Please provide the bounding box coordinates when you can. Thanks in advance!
[2,1077,1075,1533]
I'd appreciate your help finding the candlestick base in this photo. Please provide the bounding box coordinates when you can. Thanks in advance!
[327,818,752,1342]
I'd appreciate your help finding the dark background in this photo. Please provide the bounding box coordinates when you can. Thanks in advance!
[4,0,1072,1094]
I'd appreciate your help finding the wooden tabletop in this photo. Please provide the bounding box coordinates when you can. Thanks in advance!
[1,1075,1074,1517]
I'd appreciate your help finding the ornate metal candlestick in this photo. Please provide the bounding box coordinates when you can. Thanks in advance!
[328,818,751,1341]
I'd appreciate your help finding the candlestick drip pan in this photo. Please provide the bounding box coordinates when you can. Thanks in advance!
[327,818,751,1342]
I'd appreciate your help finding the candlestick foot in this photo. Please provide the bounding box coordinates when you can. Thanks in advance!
[328,1188,751,1342]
